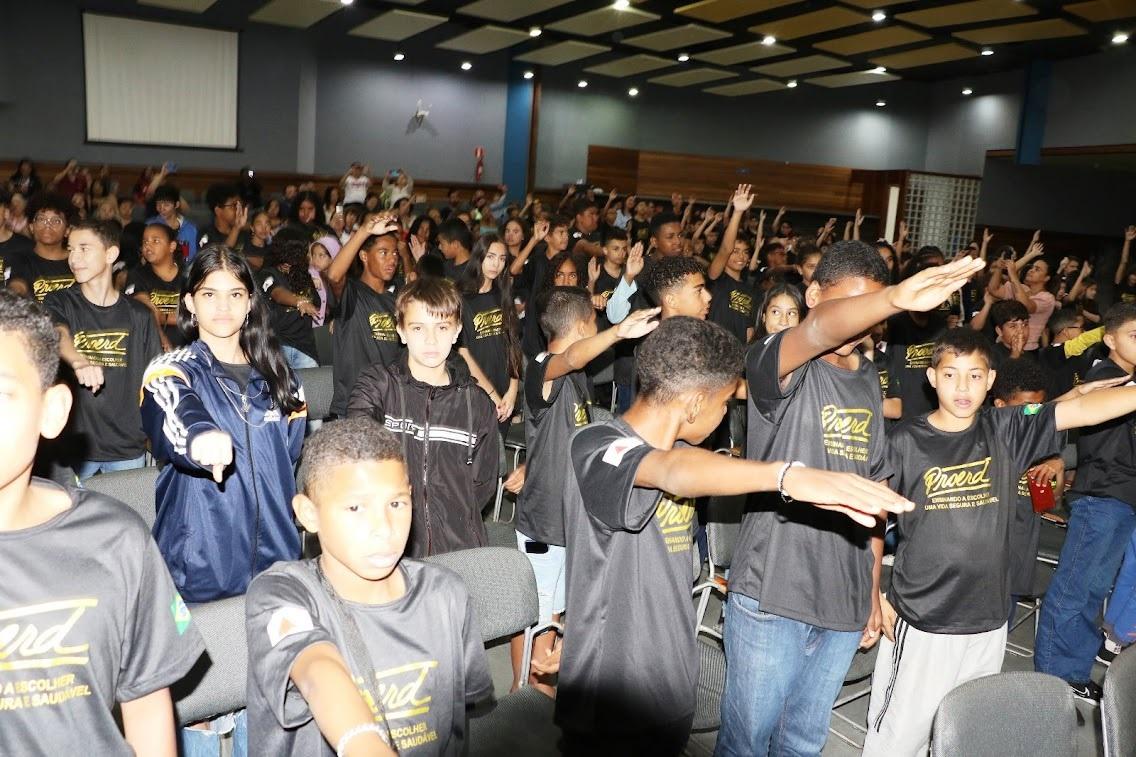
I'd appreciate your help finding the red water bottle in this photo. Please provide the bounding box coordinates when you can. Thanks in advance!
[1029,477,1056,513]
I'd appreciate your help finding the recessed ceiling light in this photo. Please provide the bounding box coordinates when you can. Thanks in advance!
[981,48,994,56]
[762,35,777,46]
[876,99,886,107]
[393,52,405,61]
[870,66,887,74]
[578,80,588,88]
[962,87,973,96]
[872,10,887,22]
[787,80,798,88]
[529,27,542,38]
[1113,32,1130,45]
[461,61,472,71]
[677,53,690,62]
[340,0,353,5]
[628,87,639,96]
[613,0,630,9]
[523,70,534,79]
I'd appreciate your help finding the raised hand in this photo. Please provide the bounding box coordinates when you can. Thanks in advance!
[731,183,755,214]
[587,256,602,285]
[615,307,661,339]
[1031,229,1042,246]
[409,235,427,261]
[983,228,993,246]
[365,213,398,236]
[1080,260,1093,279]
[1125,225,1136,242]
[532,219,550,241]
[190,430,234,483]
[625,242,645,279]
[565,185,577,197]
[854,208,864,228]
[888,256,987,313]
[236,203,250,230]
[779,466,914,530]
[898,219,909,239]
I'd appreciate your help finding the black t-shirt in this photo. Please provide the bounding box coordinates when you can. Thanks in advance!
[733,330,891,632]
[0,233,33,286]
[330,278,401,416]
[1037,340,1101,399]
[460,288,512,397]
[708,274,755,344]
[886,340,940,418]
[246,559,493,756]
[1118,281,1136,305]
[0,480,205,756]
[569,226,599,257]
[517,353,591,546]
[260,268,320,361]
[45,288,160,462]
[888,404,1059,633]
[629,219,651,246]
[443,258,469,283]
[126,264,186,347]
[1009,466,1044,596]
[196,224,250,252]
[557,419,699,737]
[1069,358,1136,505]
[10,252,74,301]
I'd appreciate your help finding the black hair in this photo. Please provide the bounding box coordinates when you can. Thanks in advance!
[547,213,571,233]
[68,218,120,249]
[0,290,60,389]
[152,185,181,205]
[990,299,1029,329]
[604,227,629,245]
[416,254,445,279]
[649,212,682,240]
[291,190,326,226]
[795,238,821,261]
[499,216,529,246]
[436,217,473,251]
[572,196,598,216]
[539,286,593,341]
[1103,302,1136,335]
[0,189,10,207]
[178,245,303,413]
[26,193,73,225]
[205,183,241,212]
[637,317,744,404]
[812,240,891,289]
[640,256,705,305]
[755,282,806,339]
[541,250,583,293]
[270,239,317,298]
[930,327,994,369]
[1047,307,1083,337]
[297,416,406,495]
[322,185,341,208]
[991,358,1048,402]
[460,234,523,379]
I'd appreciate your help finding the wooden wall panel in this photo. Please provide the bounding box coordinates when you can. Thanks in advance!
[584,146,639,196]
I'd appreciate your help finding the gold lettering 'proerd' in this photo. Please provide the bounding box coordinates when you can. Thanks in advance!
[369,312,397,342]
[32,277,75,301]
[73,330,129,368]
[375,660,438,719]
[0,599,99,671]
[904,342,935,370]
[728,289,753,316]
[923,457,992,498]
[472,308,503,338]
[820,405,872,443]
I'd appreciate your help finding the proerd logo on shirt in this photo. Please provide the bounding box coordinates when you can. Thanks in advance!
[369,312,397,342]
[149,290,180,312]
[0,598,98,671]
[74,330,130,368]
[472,308,503,339]
[33,276,75,301]
[923,457,992,502]
[655,493,695,554]
[904,342,935,370]
[572,401,590,428]
[820,405,873,463]
[728,289,753,317]
[357,661,442,750]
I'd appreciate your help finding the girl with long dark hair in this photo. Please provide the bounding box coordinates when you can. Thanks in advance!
[140,245,306,604]
[260,238,321,369]
[288,190,327,240]
[458,233,524,429]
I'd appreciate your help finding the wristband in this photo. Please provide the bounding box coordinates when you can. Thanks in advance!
[336,723,387,757]
[777,460,805,503]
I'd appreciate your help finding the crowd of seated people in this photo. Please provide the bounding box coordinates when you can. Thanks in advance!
[2,152,1136,757]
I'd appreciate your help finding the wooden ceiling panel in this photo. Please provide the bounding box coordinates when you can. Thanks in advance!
[624,23,733,51]
[585,54,678,77]
[753,54,849,76]
[871,43,979,69]
[648,67,739,86]
[436,25,532,53]
[806,70,901,87]
[954,18,1088,44]
[350,10,447,41]
[457,0,573,23]
[815,27,931,56]
[1065,0,1136,22]
[545,6,659,36]
[514,40,611,65]
[897,1,1037,29]
[704,78,785,95]
[676,0,803,24]
[694,40,794,65]
[751,7,871,40]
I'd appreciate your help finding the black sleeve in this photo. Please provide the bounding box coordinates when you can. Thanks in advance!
[570,424,656,532]
[988,403,1061,474]
[257,267,283,297]
[745,330,808,425]
[42,290,71,327]
[523,353,559,415]
[346,364,390,422]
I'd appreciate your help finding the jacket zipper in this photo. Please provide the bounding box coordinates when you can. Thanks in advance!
[423,387,432,555]
[245,419,261,583]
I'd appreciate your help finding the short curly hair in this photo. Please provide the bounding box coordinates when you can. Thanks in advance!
[0,291,60,389]
[640,256,705,306]
[637,317,743,403]
[297,417,406,495]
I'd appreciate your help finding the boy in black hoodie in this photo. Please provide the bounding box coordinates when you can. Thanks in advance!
[347,277,498,556]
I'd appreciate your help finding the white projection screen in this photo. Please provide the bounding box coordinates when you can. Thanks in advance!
[83,13,239,149]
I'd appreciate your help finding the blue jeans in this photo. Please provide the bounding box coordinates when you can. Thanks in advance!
[179,710,247,757]
[74,454,147,482]
[1105,527,1136,645]
[282,345,319,369]
[716,593,862,757]
[1035,495,1136,682]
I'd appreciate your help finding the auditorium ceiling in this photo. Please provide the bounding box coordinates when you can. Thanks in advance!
[131,0,1136,96]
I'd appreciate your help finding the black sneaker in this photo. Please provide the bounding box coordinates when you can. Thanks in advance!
[1069,680,1103,704]
[1096,637,1123,667]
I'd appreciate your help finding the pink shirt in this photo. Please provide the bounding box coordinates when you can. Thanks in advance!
[999,282,1056,350]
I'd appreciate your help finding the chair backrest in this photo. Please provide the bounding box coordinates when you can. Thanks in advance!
[172,595,248,726]
[590,405,614,424]
[931,672,1075,757]
[296,365,335,421]
[312,324,334,366]
[704,494,746,568]
[83,466,160,530]
[423,547,539,643]
[692,638,726,732]
[1104,645,1136,757]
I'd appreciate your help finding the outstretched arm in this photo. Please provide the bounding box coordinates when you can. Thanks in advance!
[709,184,753,281]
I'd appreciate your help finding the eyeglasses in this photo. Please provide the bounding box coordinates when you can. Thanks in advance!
[34,216,65,228]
